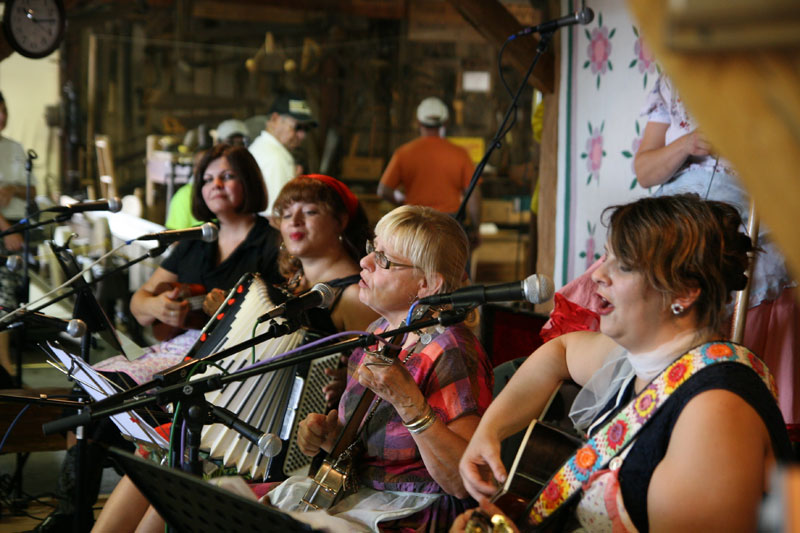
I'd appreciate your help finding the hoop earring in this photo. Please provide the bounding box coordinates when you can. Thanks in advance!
[670,302,685,315]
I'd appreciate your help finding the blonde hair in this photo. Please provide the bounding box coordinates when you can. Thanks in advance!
[374,205,468,294]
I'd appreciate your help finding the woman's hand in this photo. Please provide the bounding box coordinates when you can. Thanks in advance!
[202,288,227,316]
[450,500,519,533]
[356,352,426,422]
[459,424,507,502]
[681,130,712,158]
[296,409,339,456]
[155,287,189,327]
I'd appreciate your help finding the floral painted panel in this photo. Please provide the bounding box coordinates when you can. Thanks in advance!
[555,0,656,287]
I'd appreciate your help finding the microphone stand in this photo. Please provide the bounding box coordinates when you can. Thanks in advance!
[455,30,555,225]
[21,242,169,316]
[42,309,470,477]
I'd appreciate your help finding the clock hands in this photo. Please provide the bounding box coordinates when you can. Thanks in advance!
[25,8,57,24]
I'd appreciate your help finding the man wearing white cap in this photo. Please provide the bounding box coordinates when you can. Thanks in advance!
[378,96,480,231]
[248,94,317,215]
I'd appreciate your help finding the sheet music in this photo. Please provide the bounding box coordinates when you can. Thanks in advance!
[46,343,169,449]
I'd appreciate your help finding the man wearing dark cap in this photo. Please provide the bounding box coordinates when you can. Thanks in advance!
[248,94,317,214]
[378,96,480,232]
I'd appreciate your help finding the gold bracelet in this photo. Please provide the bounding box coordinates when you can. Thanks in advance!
[403,404,436,434]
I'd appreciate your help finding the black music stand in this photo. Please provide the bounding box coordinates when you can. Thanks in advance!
[108,447,318,533]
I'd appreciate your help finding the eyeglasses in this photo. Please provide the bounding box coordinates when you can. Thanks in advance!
[365,240,416,270]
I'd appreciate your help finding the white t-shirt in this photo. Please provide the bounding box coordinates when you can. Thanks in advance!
[0,136,29,220]
[248,130,296,215]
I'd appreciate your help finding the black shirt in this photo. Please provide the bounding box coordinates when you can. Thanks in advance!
[160,216,282,290]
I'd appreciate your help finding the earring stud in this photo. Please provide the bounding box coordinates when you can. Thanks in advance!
[671,302,685,315]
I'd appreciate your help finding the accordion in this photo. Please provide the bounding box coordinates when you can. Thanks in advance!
[185,273,341,480]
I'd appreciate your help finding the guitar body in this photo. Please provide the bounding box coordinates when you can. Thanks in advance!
[151,282,209,341]
[464,382,583,531]
[492,419,584,522]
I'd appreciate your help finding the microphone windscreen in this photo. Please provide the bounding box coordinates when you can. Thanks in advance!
[312,283,336,309]
[67,319,87,338]
[201,222,219,243]
[523,274,555,304]
[108,197,123,213]
[578,7,595,24]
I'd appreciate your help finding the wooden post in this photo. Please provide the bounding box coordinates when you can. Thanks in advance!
[86,33,97,199]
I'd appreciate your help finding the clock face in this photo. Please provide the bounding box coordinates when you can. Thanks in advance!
[3,0,66,59]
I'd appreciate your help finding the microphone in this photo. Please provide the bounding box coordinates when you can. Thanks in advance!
[8,311,87,338]
[418,274,555,307]
[209,405,282,458]
[1,255,22,271]
[136,222,218,245]
[515,7,594,37]
[43,198,123,214]
[256,283,335,323]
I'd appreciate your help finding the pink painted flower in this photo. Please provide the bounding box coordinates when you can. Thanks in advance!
[633,38,655,74]
[586,129,604,174]
[587,27,612,75]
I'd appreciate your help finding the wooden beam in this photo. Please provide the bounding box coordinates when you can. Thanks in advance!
[534,0,560,315]
[446,0,554,93]
[628,0,800,283]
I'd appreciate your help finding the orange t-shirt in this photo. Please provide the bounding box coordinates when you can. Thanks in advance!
[379,136,475,213]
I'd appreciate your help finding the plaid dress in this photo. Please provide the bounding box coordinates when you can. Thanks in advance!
[339,318,493,532]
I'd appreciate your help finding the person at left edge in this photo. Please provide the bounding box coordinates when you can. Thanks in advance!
[0,91,32,380]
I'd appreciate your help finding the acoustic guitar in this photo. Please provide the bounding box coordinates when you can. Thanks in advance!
[467,383,584,530]
[151,282,210,341]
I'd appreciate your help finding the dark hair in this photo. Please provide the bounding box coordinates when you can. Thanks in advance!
[273,177,372,278]
[191,143,267,221]
[604,193,754,334]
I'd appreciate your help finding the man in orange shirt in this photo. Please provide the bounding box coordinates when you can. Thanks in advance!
[378,97,481,233]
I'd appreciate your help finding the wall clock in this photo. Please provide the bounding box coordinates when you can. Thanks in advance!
[3,0,66,59]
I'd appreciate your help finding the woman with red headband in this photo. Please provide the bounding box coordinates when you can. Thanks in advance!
[93,175,380,532]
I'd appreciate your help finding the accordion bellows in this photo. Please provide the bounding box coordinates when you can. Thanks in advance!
[188,273,339,480]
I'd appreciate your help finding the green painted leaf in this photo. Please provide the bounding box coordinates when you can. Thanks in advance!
[583,60,590,69]
[579,251,587,258]
[609,28,616,38]
[630,178,638,189]
[633,26,639,37]
[629,59,637,68]
[643,73,648,88]
[580,153,588,159]
[585,29,591,41]
[608,61,613,71]
[596,76,600,89]
[622,150,632,158]
[635,121,640,135]
[587,175,592,185]
[599,13,603,26]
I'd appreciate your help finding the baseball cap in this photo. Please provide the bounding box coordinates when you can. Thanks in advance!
[216,119,248,143]
[269,94,318,127]
[416,97,449,127]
